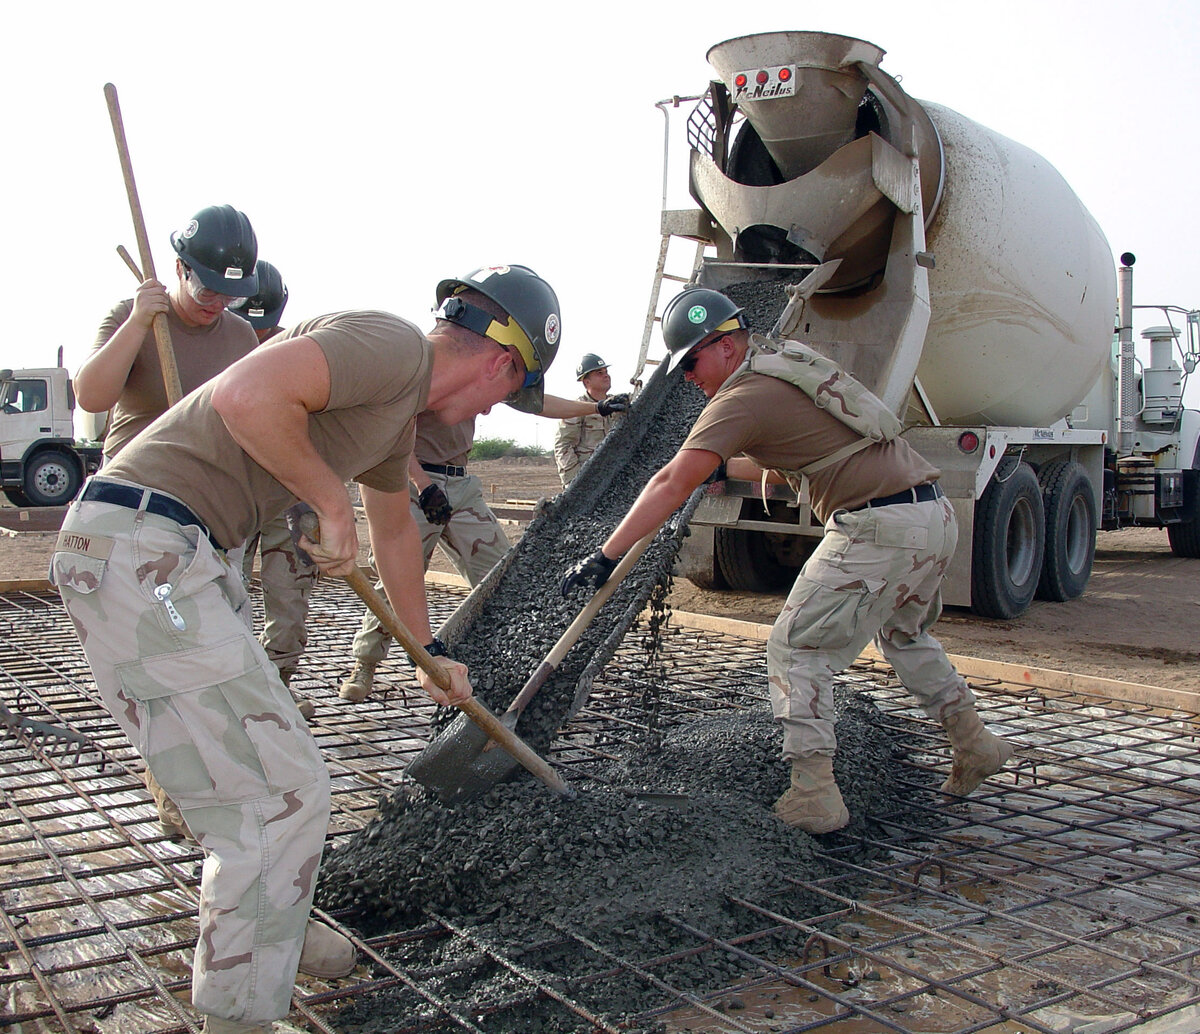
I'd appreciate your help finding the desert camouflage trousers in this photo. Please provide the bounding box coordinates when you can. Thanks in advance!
[351,472,509,663]
[240,514,318,680]
[50,482,330,1024]
[767,495,974,759]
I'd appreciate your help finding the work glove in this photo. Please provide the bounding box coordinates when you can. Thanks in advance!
[418,483,453,525]
[283,502,317,567]
[596,393,630,417]
[561,549,619,595]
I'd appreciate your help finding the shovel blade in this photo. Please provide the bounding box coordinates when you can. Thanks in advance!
[407,711,525,804]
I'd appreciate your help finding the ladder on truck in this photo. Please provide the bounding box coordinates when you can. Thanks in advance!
[633,211,712,386]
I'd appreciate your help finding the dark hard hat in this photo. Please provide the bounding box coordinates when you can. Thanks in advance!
[435,264,561,413]
[170,204,259,297]
[661,287,745,372]
[232,260,288,330]
[576,353,609,380]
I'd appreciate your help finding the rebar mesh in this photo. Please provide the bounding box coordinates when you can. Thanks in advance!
[2,580,1199,1033]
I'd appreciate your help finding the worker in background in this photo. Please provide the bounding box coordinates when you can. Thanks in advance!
[51,264,562,1034]
[553,352,628,487]
[75,204,260,461]
[74,204,260,842]
[562,286,1013,835]
[230,261,319,719]
[340,392,628,702]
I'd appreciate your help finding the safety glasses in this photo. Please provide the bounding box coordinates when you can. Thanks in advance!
[182,266,238,307]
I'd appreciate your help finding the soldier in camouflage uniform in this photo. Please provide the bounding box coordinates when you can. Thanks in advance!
[553,352,628,487]
[231,261,320,719]
[51,264,564,1034]
[563,287,1012,835]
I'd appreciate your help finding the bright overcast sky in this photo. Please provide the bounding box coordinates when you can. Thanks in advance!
[5,0,1198,446]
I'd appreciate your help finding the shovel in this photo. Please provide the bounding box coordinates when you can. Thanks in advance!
[407,528,659,803]
[295,510,572,800]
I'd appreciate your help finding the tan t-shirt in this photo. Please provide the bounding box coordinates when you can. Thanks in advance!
[92,299,259,460]
[415,413,475,467]
[682,373,939,523]
[102,311,432,548]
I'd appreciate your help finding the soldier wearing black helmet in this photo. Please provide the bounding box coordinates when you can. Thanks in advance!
[553,352,629,487]
[562,285,1012,835]
[76,204,260,460]
[54,263,571,1034]
[338,277,628,704]
[231,259,289,343]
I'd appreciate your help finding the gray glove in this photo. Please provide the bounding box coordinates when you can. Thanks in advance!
[283,503,316,567]
[418,483,453,525]
[597,393,630,417]
[561,549,618,595]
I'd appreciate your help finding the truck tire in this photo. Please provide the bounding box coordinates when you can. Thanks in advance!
[1167,470,1200,558]
[714,528,794,591]
[971,458,1045,619]
[4,489,33,507]
[1036,460,1097,601]
[23,450,82,507]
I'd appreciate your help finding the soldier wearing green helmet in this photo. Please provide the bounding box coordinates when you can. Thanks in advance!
[563,285,1012,835]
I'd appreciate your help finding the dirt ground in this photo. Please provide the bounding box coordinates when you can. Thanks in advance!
[3,457,1197,691]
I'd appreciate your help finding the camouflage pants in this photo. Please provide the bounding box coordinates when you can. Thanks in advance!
[767,496,974,759]
[242,515,318,679]
[351,472,509,663]
[50,482,330,1025]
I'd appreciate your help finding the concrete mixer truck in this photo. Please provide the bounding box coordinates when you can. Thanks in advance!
[639,30,1200,619]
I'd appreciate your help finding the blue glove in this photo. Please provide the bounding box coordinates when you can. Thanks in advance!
[561,549,618,595]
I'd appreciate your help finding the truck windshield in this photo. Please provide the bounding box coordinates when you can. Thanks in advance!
[0,379,49,414]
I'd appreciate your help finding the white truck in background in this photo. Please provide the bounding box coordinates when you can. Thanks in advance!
[0,351,103,507]
[641,31,1199,619]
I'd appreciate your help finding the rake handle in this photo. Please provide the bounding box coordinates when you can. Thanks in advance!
[104,83,183,406]
[507,529,658,717]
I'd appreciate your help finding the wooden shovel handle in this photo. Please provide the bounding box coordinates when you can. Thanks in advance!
[298,511,571,797]
[104,83,183,406]
[507,529,659,717]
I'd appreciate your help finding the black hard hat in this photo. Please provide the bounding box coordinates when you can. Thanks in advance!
[576,353,609,380]
[661,287,745,372]
[232,260,288,329]
[170,205,259,297]
[435,265,561,413]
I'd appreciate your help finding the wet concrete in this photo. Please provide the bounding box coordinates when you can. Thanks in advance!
[319,691,939,1032]
[316,294,945,1030]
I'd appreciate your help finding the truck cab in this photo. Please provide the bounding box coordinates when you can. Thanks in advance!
[0,366,101,507]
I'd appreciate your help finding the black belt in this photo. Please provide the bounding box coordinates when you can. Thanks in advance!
[420,463,466,478]
[81,481,225,551]
[863,482,943,509]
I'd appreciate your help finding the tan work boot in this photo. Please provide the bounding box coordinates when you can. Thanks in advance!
[145,769,196,843]
[773,756,850,834]
[298,918,356,978]
[940,708,1014,796]
[278,668,316,720]
[201,1016,272,1033]
[338,660,378,703]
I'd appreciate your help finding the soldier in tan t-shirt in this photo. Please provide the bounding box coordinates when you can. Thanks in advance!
[76,204,261,461]
[51,265,564,1034]
[562,287,1012,836]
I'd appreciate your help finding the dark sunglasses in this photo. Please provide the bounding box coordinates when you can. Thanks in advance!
[680,334,728,373]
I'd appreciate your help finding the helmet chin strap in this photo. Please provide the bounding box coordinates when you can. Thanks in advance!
[437,296,541,387]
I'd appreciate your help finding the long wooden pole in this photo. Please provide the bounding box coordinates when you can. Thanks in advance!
[296,511,572,798]
[103,83,183,405]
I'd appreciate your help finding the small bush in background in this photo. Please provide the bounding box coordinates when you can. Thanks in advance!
[470,437,550,460]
